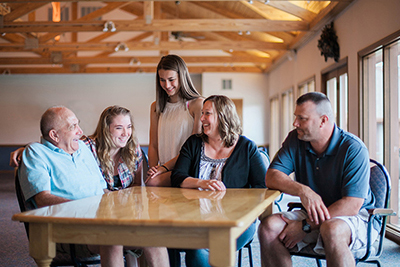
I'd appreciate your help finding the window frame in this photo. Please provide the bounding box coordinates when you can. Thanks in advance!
[359,29,400,230]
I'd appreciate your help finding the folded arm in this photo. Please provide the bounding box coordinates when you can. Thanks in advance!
[33,191,71,208]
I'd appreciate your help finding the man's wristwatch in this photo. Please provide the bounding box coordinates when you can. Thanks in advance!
[302,219,312,233]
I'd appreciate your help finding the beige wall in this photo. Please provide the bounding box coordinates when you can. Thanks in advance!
[0,73,156,145]
[268,0,400,137]
[202,72,269,145]
[0,72,269,145]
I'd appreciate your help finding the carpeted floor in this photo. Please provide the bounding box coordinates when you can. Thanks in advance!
[0,171,36,267]
[1,171,399,267]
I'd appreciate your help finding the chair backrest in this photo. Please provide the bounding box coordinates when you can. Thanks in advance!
[258,147,270,170]
[14,168,33,237]
[369,159,391,211]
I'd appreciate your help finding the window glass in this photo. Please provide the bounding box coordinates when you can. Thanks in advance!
[362,37,400,226]
[281,89,294,143]
[270,97,280,158]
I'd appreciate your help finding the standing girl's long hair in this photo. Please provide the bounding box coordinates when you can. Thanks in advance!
[155,54,201,114]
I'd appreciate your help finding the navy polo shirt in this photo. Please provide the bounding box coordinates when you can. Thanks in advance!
[270,125,374,210]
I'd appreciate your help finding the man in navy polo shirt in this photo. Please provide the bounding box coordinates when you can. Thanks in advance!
[258,92,376,267]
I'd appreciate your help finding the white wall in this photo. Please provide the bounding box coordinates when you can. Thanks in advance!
[0,71,271,146]
[0,74,156,145]
[202,73,269,145]
[268,0,400,137]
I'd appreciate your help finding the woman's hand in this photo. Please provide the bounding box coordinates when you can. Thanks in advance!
[146,165,168,181]
[197,179,226,191]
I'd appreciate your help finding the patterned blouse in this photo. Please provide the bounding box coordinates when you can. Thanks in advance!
[81,136,142,190]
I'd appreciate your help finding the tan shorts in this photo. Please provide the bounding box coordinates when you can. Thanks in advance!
[280,209,379,256]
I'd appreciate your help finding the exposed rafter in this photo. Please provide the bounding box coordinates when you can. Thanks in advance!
[0,0,354,74]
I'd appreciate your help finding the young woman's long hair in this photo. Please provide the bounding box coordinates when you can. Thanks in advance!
[200,95,242,147]
[90,106,139,180]
[155,54,201,114]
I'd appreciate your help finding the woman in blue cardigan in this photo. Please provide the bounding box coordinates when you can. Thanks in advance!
[170,95,267,267]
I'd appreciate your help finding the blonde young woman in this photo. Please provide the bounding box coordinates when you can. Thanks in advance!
[82,106,143,190]
[147,54,204,186]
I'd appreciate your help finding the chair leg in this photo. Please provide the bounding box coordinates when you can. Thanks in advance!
[248,244,253,267]
[238,249,243,267]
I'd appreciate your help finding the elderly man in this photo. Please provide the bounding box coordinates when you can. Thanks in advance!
[19,106,125,267]
[258,92,377,267]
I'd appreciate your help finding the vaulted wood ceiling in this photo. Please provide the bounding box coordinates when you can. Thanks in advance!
[0,0,353,74]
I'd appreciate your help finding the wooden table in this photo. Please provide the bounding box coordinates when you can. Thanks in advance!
[12,187,280,267]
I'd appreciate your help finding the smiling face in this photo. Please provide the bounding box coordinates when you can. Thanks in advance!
[293,101,323,142]
[54,108,83,154]
[201,100,219,138]
[109,114,132,149]
[158,69,180,98]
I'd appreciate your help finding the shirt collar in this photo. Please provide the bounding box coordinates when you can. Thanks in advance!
[40,137,81,156]
[324,125,340,156]
[305,124,339,157]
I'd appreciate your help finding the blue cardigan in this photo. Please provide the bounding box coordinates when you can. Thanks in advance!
[171,134,267,188]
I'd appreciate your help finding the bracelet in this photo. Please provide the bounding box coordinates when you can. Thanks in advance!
[160,165,169,172]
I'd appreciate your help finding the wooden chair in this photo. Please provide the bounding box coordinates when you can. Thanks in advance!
[287,159,396,267]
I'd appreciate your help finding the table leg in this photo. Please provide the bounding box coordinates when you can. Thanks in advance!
[209,228,235,267]
[29,223,56,267]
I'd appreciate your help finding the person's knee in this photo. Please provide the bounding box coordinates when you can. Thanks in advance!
[320,219,351,245]
[100,245,123,256]
[258,214,285,240]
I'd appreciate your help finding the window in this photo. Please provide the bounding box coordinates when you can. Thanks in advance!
[81,7,101,20]
[269,96,280,158]
[322,59,348,131]
[298,77,315,98]
[222,79,232,90]
[48,7,69,21]
[360,30,400,228]
[281,89,294,143]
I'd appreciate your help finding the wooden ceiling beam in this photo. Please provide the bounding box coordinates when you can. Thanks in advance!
[0,40,287,52]
[0,55,272,65]
[0,33,26,43]
[2,19,309,33]
[95,31,152,57]
[190,2,245,19]
[0,65,265,74]
[37,2,131,43]
[3,2,48,22]
[265,1,316,21]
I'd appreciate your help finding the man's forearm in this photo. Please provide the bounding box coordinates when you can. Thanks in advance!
[34,191,71,208]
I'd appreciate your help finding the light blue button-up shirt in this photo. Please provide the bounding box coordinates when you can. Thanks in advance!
[20,138,107,203]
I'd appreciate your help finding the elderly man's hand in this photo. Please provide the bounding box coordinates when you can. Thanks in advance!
[299,186,330,225]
